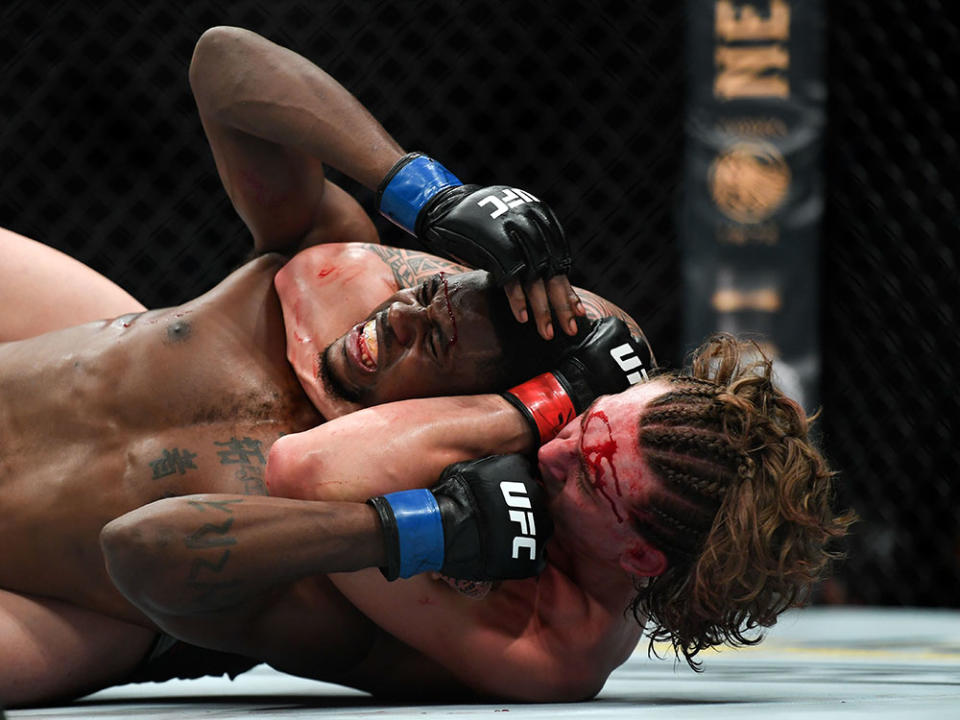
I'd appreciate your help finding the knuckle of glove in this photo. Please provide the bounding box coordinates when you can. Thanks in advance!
[565,318,635,393]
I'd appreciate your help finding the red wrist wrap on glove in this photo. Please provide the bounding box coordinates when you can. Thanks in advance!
[506,372,577,445]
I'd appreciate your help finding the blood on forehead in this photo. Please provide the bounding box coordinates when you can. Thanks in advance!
[580,409,626,523]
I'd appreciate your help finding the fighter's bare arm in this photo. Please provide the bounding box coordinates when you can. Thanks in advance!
[264,396,608,700]
[190,27,583,341]
[100,389,531,683]
[103,396,597,700]
[100,494,388,676]
[190,26,398,254]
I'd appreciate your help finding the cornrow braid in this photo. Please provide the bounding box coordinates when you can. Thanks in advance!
[634,381,741,564]
[628,333,855,672]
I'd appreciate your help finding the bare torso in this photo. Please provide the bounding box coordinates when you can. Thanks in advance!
[0,244,492,691]
[0,243,644,698]
[0,254,325,623]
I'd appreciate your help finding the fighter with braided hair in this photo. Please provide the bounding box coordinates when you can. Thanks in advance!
[242,332,854,696]
[1,25,852,705]
[627,334,855,667]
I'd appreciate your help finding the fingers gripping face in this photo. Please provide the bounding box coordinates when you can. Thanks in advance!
[505,275,584,341]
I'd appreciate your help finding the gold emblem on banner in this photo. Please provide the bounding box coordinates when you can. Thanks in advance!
[708,140,791,223]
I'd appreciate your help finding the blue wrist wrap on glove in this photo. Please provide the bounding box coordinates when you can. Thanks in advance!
[382,489,445,578]
[379,154,462,234]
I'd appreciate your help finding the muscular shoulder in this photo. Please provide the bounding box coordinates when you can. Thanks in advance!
[352,244,470,289]
[283,243,470,290]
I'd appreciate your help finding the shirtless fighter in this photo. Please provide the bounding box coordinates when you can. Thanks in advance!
[3,27,850,707]
[0,26,652,706]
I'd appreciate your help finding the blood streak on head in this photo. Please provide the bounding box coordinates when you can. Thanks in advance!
[581,410,624,523]
[316,266,336,279]
[439,272,458,346]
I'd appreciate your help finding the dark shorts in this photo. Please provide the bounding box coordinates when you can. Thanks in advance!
[126,633,259,684]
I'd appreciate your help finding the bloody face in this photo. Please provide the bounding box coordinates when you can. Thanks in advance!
[537,379,672,571]
[321,271,506,405]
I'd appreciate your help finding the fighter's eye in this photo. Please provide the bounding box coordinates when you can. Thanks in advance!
[418,275,442,306]
[423,323,446,360]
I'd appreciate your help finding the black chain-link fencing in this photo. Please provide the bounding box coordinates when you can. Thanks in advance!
[0,0,956,606]
[821,0,959,606]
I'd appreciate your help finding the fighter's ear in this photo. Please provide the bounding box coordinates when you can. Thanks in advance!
[619,538,668,578]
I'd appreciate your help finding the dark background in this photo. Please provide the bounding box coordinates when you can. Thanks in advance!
[1,0,957,606]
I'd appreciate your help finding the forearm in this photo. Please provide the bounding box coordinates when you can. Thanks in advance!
[266,394,534,502]
[189,26,403,189]
[101,494,384,617]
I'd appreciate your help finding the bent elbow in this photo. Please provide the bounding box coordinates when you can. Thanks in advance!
[100,511,176,615]
[100,515,150,604]
[265,434,313,499]
[189,26,248,108]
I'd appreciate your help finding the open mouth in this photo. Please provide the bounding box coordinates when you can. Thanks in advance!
[354,318,378,371]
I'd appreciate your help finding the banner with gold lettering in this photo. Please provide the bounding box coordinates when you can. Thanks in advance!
[682,0,824,412]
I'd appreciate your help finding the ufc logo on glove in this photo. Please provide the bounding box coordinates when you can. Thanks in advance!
[610,343,649,385]
[501,481,538,560]
[477,188,539,219]
[370,454,550,581]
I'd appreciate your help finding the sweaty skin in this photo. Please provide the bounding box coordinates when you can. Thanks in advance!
[0,243,494,698]
[1,236,645,702]
[0,255,321,624]
[3,24,654,704]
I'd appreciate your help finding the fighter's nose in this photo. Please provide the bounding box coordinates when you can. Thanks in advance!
[386,301,423,348]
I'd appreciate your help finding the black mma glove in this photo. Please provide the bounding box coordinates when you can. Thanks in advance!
[368,454,552,581]
[376,152,570,285]
[502,317,655,445]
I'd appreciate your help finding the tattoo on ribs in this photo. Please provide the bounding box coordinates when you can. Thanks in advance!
[213,437,268,495]
[234,464,267,496]
[214,437,265,465]
[149,448,198,479]
[363,244,469,288]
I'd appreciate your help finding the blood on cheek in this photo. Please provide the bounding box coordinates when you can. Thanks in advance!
[438,272,458,347]
[580,410,625,523]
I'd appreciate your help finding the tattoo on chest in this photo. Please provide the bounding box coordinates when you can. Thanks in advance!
[363,244,468,288]
[183,498,243,604]
[215,436,267,495]
[147,437,269,495]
